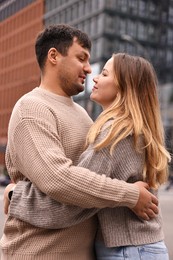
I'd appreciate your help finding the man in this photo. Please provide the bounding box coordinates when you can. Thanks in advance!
[1,24,158,260]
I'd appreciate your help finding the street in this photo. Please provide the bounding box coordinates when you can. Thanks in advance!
[0,185,173,259]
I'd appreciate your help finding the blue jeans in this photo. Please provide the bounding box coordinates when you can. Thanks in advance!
[95,241,169,260]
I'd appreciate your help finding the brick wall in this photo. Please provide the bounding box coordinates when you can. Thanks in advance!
[0,0,44,165]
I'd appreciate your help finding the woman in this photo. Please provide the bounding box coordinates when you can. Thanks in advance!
[5,53,171,259]
[85,53,170,259]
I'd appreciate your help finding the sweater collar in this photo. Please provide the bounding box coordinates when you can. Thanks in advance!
[34,87,74,106]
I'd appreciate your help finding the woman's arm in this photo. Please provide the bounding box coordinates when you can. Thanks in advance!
[9,181,99,229]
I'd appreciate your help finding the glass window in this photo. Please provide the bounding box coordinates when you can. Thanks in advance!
[148,1,159,19]
[83,19,90,35]
[127,19,137,37]
[95,38,103,59]
[66,8,72,22]
[54,14,60,24]
[119,0,128,12]
[97,14,104,34]
[138,22,147,40]
[86,0,92,13]
[91,38,104,61]
[167,28,173,45]
[102,38,114,58]
[72,3,78,20]
[166,50,173,66]
[148,47,156,61]
[119,18,126,35]
[105,14,115,34]
[105,0,116,9]
[148,24,155,37]
[91,0,98,10]
[126,42,136,55]
[139,0,146,17]
[77,22,84,32]
[0,0,35,21]
[83,0,87,13]
[98,0,105,9]
[78,1,84,18]
[128,0,138,15]
[91,40,96,60]
[169,6,173,23]
[90,17,97,36]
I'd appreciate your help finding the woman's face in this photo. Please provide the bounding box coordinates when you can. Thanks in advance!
[90,57,118,110]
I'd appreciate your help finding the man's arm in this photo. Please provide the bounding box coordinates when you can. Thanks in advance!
[4,182,157,229]
[4,182,99,229]
[8,106,138,209]
[6,102,158,220]
[4,137,158,228]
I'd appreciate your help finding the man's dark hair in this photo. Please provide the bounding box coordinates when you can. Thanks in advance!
[35,24,91,70]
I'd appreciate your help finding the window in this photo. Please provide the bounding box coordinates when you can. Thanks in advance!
[66,8,72,22]
[83,20,90,35]
[90,17,97,36]
[97,14,104,34]
[167,28,173,45]
[119,0,128,12]
[72,4,78,20]
[169,6,173,23]
[102,38,114,58]
[166,49,173,66]
[128,0,138,15]
[127,19,137,37]
[119,18,126,35]
[138,22,147,40]
[139,0,147,17]
[105,14,115,34]
[105,0,116,9]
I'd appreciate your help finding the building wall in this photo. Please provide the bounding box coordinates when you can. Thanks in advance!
[0,0,44,165]
[43,0,173,83]
[0,0,36,22]
[43,0,173,131]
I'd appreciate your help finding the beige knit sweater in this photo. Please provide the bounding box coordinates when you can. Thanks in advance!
[0,87,139,260]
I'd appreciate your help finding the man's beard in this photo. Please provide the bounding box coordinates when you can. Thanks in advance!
[59,75,84,96]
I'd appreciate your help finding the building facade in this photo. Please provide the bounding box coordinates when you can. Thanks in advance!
[0,0,173,167]
[44,0,173,136]
[0,0,43,166]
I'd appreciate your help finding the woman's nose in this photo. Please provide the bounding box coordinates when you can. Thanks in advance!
[93,76,98,83]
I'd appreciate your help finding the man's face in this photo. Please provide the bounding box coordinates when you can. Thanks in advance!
[58,38,91,96]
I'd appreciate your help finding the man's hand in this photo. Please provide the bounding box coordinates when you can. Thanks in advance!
[4,183,16,215]
[132,181,159,220]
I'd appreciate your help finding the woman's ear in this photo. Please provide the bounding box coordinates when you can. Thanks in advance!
[48,48,59,64]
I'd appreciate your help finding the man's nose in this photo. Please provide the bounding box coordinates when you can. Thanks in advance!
[84,62,92,74]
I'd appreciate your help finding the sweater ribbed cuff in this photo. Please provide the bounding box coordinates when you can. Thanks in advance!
[9,181,27,217]
[117,182,139,209]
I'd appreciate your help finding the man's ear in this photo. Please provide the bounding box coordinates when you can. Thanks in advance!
[48,48,60,64]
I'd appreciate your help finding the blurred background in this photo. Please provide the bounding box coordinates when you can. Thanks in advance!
[0,0,173,171]
[0,0,173,257]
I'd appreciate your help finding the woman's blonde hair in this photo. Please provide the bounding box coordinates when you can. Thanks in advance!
[86,53,171,188]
